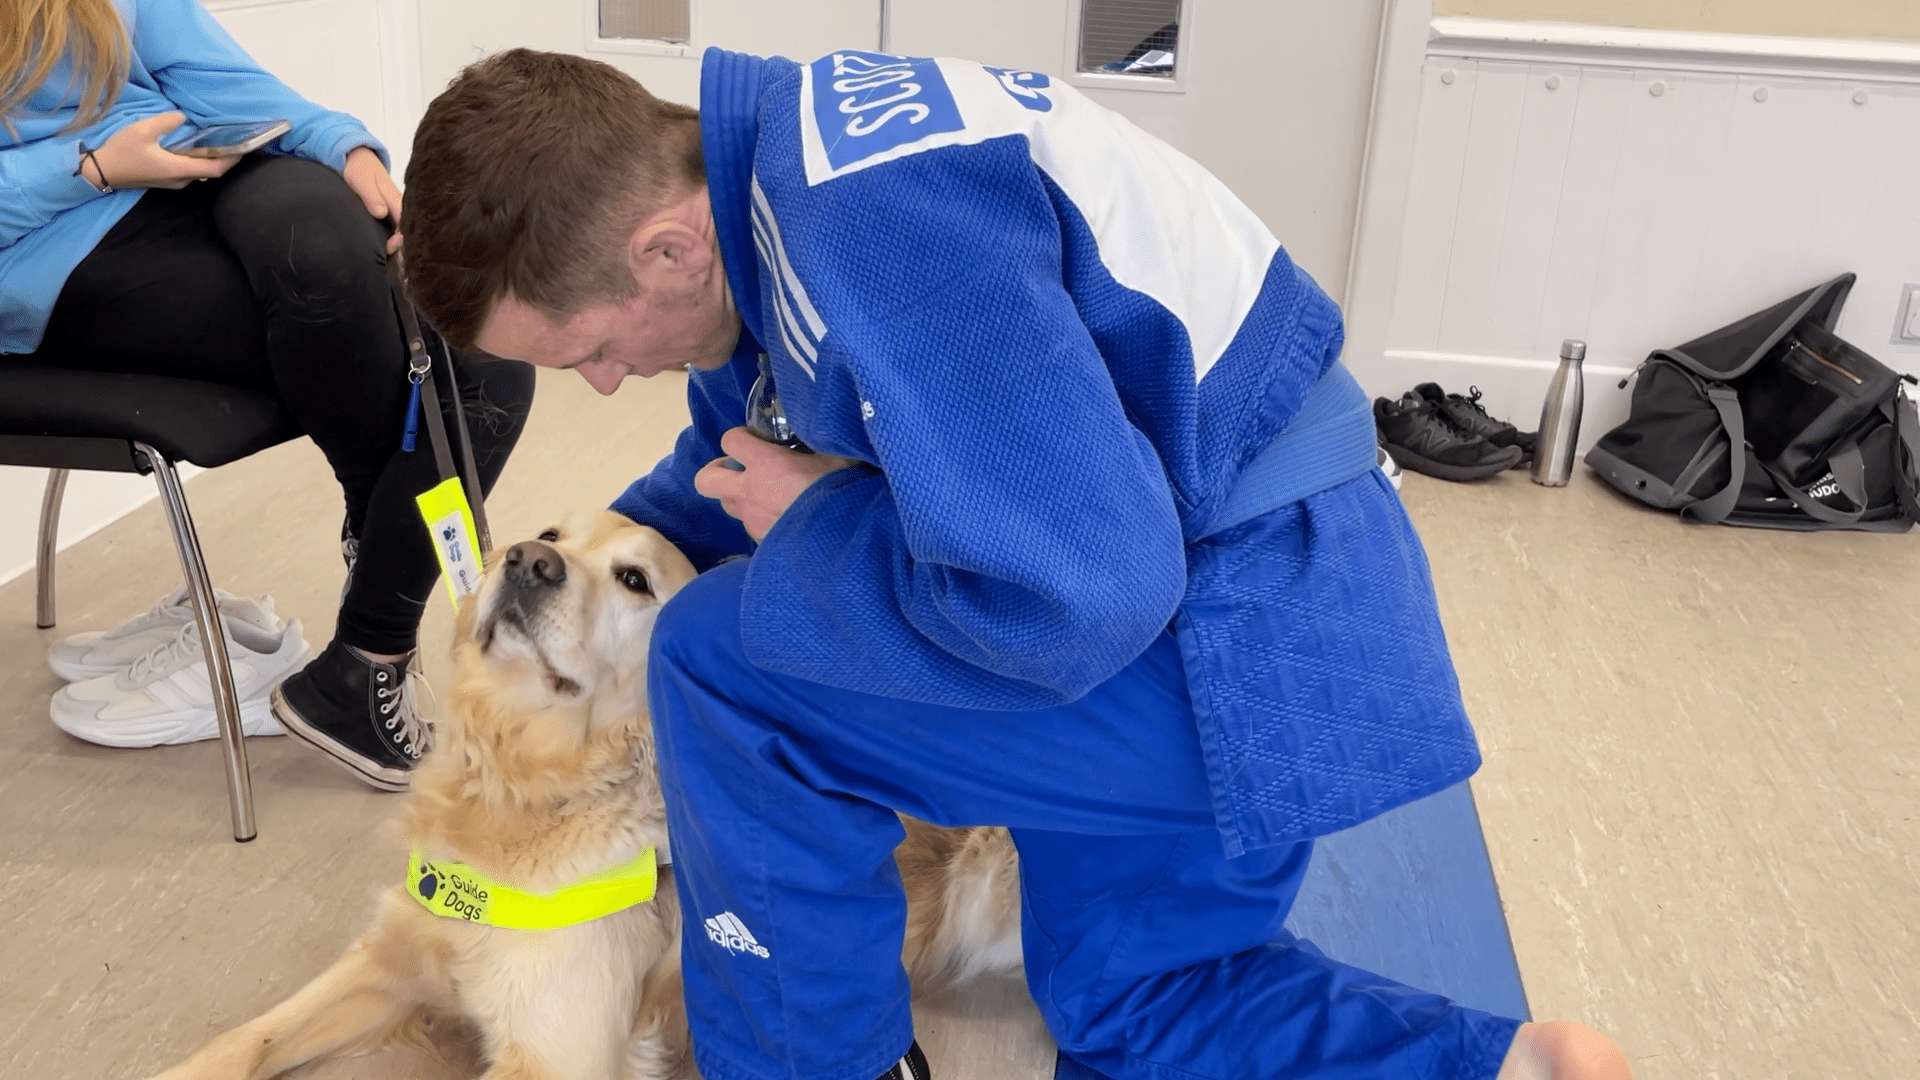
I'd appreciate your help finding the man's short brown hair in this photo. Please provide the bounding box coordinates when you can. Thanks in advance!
[402,49,705,348]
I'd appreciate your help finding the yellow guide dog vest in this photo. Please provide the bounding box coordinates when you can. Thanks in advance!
[406,848,658,929]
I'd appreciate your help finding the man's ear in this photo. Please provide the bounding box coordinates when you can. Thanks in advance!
[628,218,712,292]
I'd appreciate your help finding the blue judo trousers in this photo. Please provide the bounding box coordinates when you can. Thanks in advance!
[649,552,1522,1080]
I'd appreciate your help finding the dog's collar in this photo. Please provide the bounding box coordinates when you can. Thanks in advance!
[406,847,658,929]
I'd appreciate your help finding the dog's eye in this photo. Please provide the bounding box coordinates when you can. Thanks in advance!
[538,528,560,542]
[616,568,651,595]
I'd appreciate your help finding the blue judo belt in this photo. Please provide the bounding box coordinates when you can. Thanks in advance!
[1199,363,1381,539]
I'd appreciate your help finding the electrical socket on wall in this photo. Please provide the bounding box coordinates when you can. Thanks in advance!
[1895,283,1920,346]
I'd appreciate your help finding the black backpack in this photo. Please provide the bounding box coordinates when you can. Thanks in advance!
[1586,273,1920,532]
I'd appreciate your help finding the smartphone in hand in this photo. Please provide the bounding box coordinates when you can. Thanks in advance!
[167,119,292,158]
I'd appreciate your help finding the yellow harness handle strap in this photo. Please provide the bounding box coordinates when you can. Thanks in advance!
[406,847,658,930]
[416,476,483,610]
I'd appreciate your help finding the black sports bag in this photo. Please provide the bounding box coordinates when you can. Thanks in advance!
[1586,273,1920,532]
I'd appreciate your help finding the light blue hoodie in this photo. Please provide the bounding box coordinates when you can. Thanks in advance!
[0,0,384,354]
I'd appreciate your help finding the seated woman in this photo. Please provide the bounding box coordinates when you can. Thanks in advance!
[2,0,535,791]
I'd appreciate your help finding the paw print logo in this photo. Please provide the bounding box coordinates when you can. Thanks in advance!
[417,862,440,901]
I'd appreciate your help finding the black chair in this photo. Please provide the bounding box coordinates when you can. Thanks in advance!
[1,366,303,842]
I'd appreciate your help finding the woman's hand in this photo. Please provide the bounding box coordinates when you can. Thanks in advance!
[88,111,240,190]
[694,428,858,542]
[342,146,404,253]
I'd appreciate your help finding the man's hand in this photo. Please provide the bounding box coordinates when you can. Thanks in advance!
[694,427,855,542]
[89,112,240,190]
[342,147,404,253]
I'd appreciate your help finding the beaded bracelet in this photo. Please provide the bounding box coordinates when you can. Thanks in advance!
[74,141,113,193]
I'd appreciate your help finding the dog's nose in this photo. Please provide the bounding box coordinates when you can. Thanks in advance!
[502,540,567,589]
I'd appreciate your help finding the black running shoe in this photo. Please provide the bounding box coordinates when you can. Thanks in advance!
[272,641,429,792]
[1375,393,1522,481]
[876,1042,932,1080]
[1414,382,1538,465]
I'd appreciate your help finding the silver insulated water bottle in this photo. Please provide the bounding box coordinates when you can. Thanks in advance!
[1530,339,1586,487]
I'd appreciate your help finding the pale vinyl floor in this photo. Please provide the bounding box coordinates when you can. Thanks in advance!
[0,367,1914,1080]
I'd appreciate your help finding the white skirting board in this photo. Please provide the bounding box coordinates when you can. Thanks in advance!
[1344,12,1920,443]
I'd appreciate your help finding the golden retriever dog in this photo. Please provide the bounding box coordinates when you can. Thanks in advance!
[152,510,1022,1080]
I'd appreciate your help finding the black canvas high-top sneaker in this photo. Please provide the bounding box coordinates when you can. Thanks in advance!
[272,641,429,792]
[875,1042,932,1080]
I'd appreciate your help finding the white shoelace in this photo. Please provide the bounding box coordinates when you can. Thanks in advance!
[112,586,195,637]
[125,622,204,683]
[375,655,435,759]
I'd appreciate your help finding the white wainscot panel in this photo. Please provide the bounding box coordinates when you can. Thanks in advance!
[1377,49,1920,451]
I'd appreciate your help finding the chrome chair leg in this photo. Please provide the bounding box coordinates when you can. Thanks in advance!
[35,468,69,629]
[136,443,257,843]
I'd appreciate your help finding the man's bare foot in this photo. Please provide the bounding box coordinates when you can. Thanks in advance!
[1495,1021,1631,1080]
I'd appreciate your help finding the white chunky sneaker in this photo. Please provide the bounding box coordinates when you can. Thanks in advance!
[50,617,311,748]
[47,584,280,682]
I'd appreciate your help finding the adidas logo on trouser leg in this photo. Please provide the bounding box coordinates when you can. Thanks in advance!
[698,911,924,1076]
[704,911,771,958]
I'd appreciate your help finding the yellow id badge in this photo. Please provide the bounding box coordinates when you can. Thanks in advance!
[417,477,483,609]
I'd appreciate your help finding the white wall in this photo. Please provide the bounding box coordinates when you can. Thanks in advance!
[415,0,882,118]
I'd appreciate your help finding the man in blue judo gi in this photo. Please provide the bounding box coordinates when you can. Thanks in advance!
[400,45,1631,1080]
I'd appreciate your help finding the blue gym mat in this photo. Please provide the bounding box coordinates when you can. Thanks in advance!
[1055,780,1528,1079]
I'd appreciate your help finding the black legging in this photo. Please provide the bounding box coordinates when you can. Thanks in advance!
[21,154,534,654]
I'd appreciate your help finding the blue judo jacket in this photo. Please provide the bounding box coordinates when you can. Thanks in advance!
[614,47,1483,855]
